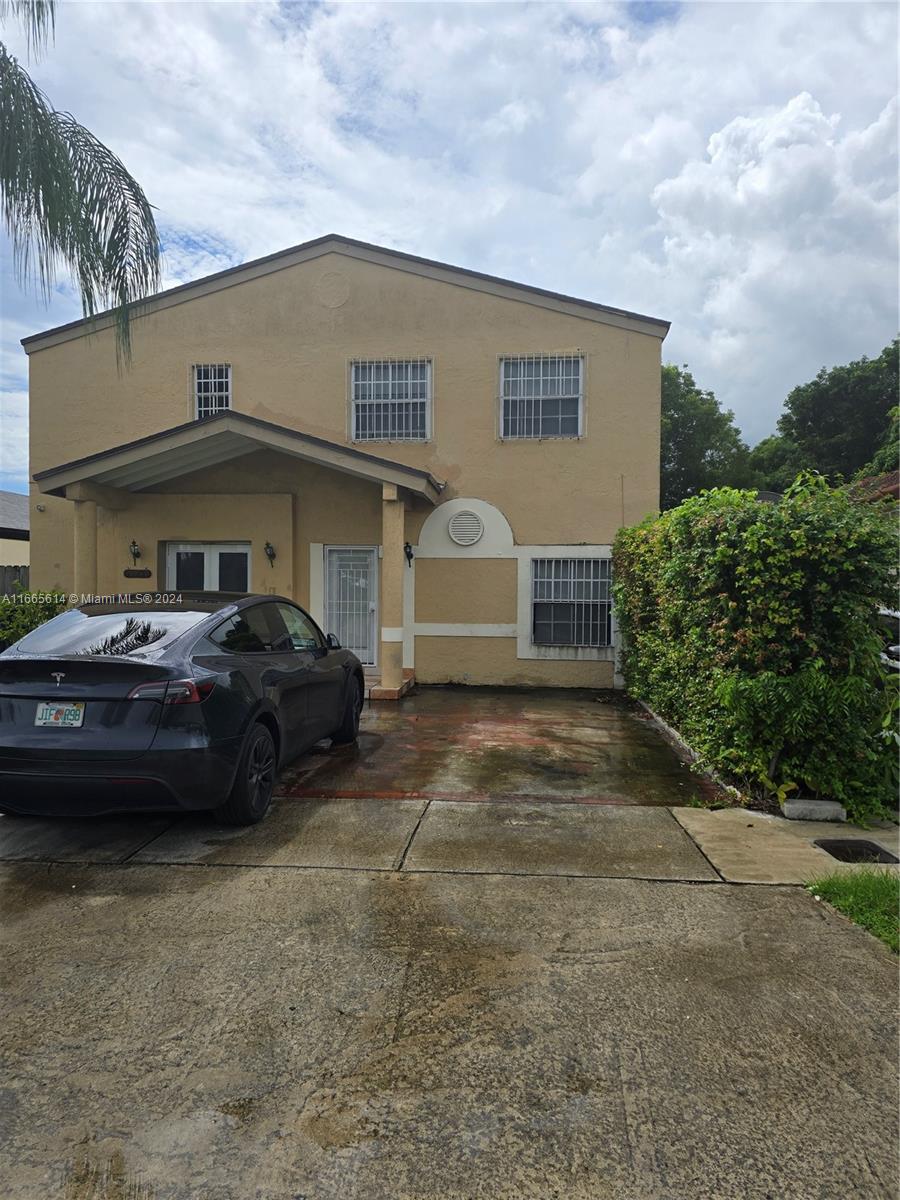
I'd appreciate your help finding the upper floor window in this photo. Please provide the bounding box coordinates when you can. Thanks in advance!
[532,558,611,647]
[351,358,431,441]
[193,364,231,419]
[501,354,583,439]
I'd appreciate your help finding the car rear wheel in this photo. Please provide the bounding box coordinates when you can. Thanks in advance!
[331,676,362,745]
[216,723,276,825]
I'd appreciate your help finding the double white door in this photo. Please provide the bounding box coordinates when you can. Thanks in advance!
[166,542,250,592]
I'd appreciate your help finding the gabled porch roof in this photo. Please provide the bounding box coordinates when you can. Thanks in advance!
[32,411,445,504]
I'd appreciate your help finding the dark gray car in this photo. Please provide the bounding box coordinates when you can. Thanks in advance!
[0,594,365,824]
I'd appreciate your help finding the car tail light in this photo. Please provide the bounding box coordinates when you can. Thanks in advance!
[127,679,215,704]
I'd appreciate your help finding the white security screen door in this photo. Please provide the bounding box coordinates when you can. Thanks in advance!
[325,547,378,666]
[166,542,251,592]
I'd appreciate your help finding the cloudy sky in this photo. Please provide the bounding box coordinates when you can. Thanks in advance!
[1,0,897,493]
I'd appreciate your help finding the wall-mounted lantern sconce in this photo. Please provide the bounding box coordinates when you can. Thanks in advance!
[404,541,414,567]
[264,541,277,568]
[129,539,142,565]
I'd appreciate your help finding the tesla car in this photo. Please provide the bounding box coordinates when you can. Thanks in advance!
[0,594,364,824]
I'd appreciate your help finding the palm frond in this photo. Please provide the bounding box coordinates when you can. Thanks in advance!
[0,0,55,57]
[79,617,166,657]
[0,42,160,364]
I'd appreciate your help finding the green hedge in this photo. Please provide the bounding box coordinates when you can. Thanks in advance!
[612,474,898,823]
[0,588,67,652]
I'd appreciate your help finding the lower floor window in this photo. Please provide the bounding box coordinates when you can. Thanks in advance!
[166,542,250,592]
[532,558,611,647]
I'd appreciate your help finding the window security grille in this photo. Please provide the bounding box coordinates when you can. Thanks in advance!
[501,354,583,438]
[351,358,431,441]
[194,364,232,419]
[532,558,611,647]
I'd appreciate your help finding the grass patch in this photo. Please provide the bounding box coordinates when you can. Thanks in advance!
[806,869,899,953]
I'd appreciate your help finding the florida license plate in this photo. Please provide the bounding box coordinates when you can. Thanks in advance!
[34,701,85,728]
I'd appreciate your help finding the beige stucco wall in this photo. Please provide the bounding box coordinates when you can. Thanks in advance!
[26,247,661,689]
[415,559,516,624]
[28,249,661,590]
[414,636,615,688]
[0,537,29,566]
[94,492,294,599]
[151,450,383,608]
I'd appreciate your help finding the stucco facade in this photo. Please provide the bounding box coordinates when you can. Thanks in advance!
[24,235,667,693]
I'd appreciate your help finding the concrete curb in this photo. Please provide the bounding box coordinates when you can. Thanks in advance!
[783,796,847,823]
[636,701,745,807]
[637,701,852,824]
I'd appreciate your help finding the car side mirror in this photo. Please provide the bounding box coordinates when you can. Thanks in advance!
[326,633,341,650]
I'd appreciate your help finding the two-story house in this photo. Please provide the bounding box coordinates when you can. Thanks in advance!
[23,235,668,696]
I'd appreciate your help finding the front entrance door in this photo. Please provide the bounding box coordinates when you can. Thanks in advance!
[166,542,251,592]
[325,546,378,666]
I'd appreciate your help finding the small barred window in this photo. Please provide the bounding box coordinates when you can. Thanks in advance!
[193,364,231,419]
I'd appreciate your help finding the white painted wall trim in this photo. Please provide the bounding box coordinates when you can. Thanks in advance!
[309,542,324,626]
[416,497,515,558]
[403,558,415,670]
[314,488,620,682]
[413,623,516,638]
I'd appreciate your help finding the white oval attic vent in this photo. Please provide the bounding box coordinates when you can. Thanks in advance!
[447,510,484,546]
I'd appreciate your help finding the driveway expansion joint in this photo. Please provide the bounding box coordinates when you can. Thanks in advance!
[118,819,177,863]
[666,805,727,882]
[0,857,752,886]
[393,798,432,872]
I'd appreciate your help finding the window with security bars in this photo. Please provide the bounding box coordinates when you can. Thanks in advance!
[501,355,583,439]
[351,358,431,441]
[193,364,231,419]
[532,558,611,647]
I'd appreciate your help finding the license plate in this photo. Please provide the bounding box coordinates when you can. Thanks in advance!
[34,701,85,728]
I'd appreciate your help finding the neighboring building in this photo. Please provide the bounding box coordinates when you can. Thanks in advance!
[850,470,900,503]
[23,235,668,694]
[0,490,29,566]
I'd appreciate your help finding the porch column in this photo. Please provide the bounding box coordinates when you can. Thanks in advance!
[380,483,405,693]
[72,499,97,599]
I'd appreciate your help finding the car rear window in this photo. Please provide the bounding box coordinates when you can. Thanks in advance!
[10,608,209,657]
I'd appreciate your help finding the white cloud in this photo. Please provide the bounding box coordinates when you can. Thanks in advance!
[650,90,897,409]
[0,0,896,492]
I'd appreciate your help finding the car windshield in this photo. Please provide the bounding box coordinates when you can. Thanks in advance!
[10,608,211,658]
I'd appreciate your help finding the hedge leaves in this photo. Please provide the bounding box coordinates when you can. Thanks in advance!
[613,474,898,823]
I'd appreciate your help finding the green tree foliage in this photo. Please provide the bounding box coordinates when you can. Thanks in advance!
[0,0,160,361]
[854,406,899,480]
[613,475,898,823]
[746,434,804,493]
[774,339,899,480]
[660,364,753,508]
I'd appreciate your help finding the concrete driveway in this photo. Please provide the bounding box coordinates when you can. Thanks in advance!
[1,688,897,1199]
[280,687,717,806]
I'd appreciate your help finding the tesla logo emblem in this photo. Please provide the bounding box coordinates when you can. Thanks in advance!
[51,672,66,686]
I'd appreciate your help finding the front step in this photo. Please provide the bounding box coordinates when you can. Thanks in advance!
[363,669,379,701]
[363,668,414,702]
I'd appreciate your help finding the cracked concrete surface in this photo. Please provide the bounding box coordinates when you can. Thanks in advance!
[2,863,896,1200]
[1,690,897,1198]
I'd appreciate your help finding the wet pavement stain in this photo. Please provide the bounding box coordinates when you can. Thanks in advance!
[63,1150,154,1200]
[277,686,716,807]
[2,863,897,1199]
[217,1097,261,1123]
